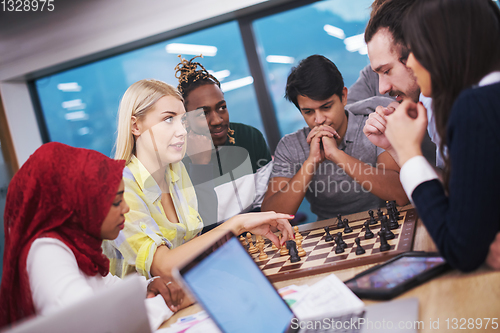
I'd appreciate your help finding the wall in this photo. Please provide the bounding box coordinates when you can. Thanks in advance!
[0,0,280,166]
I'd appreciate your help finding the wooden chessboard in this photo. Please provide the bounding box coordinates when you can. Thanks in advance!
[248,207,418,282]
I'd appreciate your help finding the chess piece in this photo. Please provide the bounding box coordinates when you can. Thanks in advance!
[286,240,301,263]
[364,221,374,239]
[343,218,353,233]
[336,232,347,249]
[255,235,263,244]
[388,212,400,230]
[280,242,289,256]
[368,210,377,225]
[324,226,334,242]
[355,238,366,255]
[247,233,258,254]
[296,239,306,257]
[334,237,345,254]
[239,235,247,247]
[389,200,399,216]
[258,242,268,260]
[393,202,401,219]
[294,226,303,241]
[381,216,395,240]
[386,202,399,229]
[378,231,391,252]
[377,209,384,222]
[336,214,344,228]
[271,240,278,251]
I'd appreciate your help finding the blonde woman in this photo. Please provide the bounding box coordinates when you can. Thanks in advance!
[104,79,294,308]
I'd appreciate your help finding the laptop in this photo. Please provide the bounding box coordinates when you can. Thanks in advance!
[173,231,364,333]
[3,275,151,333]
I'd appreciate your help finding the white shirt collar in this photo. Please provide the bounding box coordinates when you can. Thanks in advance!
[479,71,500,87]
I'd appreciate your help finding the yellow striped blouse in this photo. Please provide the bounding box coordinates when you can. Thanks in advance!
[103,155,203,278]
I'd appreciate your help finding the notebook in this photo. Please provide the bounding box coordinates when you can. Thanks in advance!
[3,275,150,333]
[173,231,365,333]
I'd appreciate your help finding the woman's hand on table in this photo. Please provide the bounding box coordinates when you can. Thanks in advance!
[147,276,185,312]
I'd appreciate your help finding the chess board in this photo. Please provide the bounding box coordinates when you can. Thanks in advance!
[249,207,418,282]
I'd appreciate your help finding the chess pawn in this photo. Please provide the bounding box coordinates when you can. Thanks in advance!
[296,239,306,257]
[271,240,278,251]
[334,237,345,254]
[368,210,377,225]
[258,242,268,260]
[343,219,353,233]
[324,226,334,242]
[377,208,383,222]
[280,242,289,256]
[247,233,258,254]
[255,234,264,244]
[293,226,303,241]
[364,221,374,239]
[381,216,395,240]
[337,232,347,249]
[378,231,391,252]
[355,237,366,255]
[337,214,344,228]
[239,235,248,247]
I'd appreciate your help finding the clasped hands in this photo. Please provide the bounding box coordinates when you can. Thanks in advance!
[363,100,428,166]
[306,124,341,164]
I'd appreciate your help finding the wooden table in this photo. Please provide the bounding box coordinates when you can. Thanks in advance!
[161,206,500,332]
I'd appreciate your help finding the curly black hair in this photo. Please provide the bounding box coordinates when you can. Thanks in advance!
[174,55,220,100]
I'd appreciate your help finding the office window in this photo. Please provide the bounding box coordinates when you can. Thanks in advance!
[34,21,262,157]
[253,0,373,136]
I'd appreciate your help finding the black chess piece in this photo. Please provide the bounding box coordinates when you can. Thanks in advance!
[337,214,344,228]
[385,200,392,211]
[286,240,301,263]
[364,221,374,239]
[378,231,391,252]
[388,211,400,230]
[381,216,395,240]
[334,237,345,254]
[368,210,377,225]
[355,237,366,255]
[336,232,347,249]
[343,219,353,233]
[389,200,396,212]
[324,226,334,242]
[389,200,401,219]
[377,210,384,223]
[386,202,398,227]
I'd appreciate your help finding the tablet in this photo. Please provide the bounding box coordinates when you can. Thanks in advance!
[344,252,450,300]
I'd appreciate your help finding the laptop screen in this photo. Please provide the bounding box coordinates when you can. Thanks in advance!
[181,235,294,333]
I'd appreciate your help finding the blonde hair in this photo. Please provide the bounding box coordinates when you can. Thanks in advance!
[114,79,183,163]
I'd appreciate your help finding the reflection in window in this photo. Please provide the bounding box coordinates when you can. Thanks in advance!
[34,21,263,157]
[253,0,373,136]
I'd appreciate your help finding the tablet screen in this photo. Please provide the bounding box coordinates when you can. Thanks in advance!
[181,236,294,333]
[345,256,445,290]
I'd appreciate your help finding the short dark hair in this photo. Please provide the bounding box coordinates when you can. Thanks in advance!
[365,0,417,63]
[285,55,344,110]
